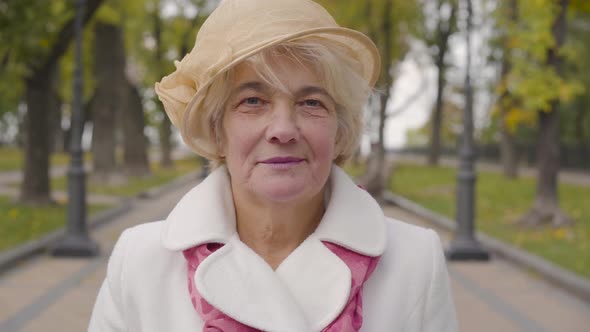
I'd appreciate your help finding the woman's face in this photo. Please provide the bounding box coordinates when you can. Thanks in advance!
[221,58,338,205]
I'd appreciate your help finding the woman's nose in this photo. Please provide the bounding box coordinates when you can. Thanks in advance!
[265,102,300,144]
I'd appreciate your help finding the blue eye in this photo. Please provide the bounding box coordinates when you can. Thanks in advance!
[303,99,322,108]
[244,97,262,105]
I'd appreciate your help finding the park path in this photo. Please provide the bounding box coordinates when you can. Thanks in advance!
[0,178,589,331]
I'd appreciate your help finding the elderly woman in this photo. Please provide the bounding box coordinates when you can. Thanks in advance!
[89,0,457,331]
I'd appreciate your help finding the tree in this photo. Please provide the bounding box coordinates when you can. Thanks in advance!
[89,0,151,181]
[121,81,151,176]
[90,21,123,183]
[318,0,421,198]
[423,0,458,166]
[153,0,173,168]
[517,0,579,226]
[18,0,105,204]
[494,0,521,178]
[561,7,590,151]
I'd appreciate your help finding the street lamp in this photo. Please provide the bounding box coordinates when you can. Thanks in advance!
[51,0,99,257]
[446,0,489,261]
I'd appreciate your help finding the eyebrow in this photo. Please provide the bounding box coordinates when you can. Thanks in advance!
[294,86,335,104]
[231,81,270,95]
[231,81,335,103]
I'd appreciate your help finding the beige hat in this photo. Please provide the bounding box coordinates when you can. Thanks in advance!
[155,0,381,159]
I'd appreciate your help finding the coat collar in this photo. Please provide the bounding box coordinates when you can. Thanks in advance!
[160,165,387,331]
[161,165,386,256]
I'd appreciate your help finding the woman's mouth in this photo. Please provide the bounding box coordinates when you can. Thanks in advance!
[259,156,305,169]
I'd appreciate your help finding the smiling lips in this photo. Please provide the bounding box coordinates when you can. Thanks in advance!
[259,156,305,169]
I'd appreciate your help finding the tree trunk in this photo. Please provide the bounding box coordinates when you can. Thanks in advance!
[500,119,518,178]
[19,0,105,204]
[428,61,445,165]
[364,93,389,199]
[122,82,150,176]
[520,108,572,226]
[362,0,393,200]
[499,0,519,178]
[574,103,586,148]
[159,114,173,168]
[427,1,456,166]
[90,22,124,183]
[48,69,64,154]
[519,0,572,227]
[20,66,56,204]
[154,0,173,168]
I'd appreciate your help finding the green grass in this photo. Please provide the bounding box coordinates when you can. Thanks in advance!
[0,147,86,172]
[0,197,109,251]
[0,148,22,171]
[390,162,590,280]
[343,161,366,179]
[51,158,201,197]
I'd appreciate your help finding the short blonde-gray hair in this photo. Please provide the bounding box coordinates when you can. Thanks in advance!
[198,37,371,167]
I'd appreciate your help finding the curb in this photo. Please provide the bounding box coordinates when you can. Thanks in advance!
[0,170,201,274]
[383,191,590,304]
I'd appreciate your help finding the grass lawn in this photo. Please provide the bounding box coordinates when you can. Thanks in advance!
[390,162,590,280]
[51,158,201,197]
[0,197,109,252]
[0,147,86,172]
[342,161,366,179]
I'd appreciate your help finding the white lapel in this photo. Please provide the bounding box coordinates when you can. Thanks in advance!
[160,167,236,250]
[275,233,351,331]
[160,165,387,331]
[194,234,311,331]
[315,166,387,256]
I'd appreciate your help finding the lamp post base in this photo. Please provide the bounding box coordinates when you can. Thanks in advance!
[446,239,490,261]
[51,235,99,257]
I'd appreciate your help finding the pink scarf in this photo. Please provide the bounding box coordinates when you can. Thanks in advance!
[183,242,380,331]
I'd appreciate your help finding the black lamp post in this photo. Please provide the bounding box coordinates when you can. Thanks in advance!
[446,0,489,261]
[51,0,99,257]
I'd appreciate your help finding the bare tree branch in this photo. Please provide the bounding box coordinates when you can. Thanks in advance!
[387,61,429,118]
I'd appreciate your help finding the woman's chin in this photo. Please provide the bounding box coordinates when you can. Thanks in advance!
[254,182,309,204]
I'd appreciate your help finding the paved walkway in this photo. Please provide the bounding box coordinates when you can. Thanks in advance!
[0,180,589,331]
[385,206,590,332]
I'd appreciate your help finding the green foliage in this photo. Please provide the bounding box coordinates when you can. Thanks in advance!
[317,0,422,85]
[342,161,367,179]
[503,0,583,114]
[390,161,590,280]
[0,0,72,112]
[95,0,123,25]
[559,10,590,145]
[485,0,588,145]
[571,0,590,13]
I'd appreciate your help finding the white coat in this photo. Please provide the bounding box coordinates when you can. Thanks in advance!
[89,166,457,331]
